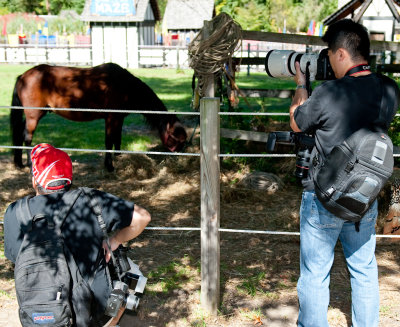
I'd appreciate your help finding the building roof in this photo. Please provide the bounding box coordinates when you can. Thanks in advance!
[324,0,400,25]
[81,0,160,23]
[163,0,215,30]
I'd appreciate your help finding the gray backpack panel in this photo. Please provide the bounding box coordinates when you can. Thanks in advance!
[15,189,94,326]
[314,128,393,222]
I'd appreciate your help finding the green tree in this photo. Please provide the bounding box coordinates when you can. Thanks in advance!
[216,0,273,31]
[158,0,167,18]
[216,0,338,32]
[0,0,85,15]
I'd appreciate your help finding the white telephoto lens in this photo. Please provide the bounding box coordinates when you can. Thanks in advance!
[265,50,296,78]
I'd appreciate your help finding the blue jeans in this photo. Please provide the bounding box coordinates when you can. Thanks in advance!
[297,191,379,327]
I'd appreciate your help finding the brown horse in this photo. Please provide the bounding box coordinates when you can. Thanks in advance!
[10,63,187,171]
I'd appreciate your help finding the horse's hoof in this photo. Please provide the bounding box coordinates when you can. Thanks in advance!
[104,162,114,172]
[14,161,24,169]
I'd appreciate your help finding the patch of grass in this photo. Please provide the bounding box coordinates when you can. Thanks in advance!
[0,289,15,299]
[146,255,196,294]
[239,307,264,322]
[380,305,392,314]
[191,306,209,327]
[260,290,280,300]
[237,271,266,297]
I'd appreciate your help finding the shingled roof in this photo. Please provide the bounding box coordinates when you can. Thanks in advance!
[324,0,400,25]
[163,0,215,30]
[81,0,160,23]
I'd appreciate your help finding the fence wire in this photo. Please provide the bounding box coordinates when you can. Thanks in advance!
[2,104,400,239]
[1,221,400,238]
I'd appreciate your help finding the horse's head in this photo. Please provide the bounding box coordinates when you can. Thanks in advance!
[163,121,187,152]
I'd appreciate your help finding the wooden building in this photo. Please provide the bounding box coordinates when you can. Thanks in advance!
[162,0,215,45]
[81,0,160,68]
[324,0,400,42]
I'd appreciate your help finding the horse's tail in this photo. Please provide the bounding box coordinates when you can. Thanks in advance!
[10,75,24,167]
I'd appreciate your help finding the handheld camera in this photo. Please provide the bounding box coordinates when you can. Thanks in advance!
[265,48,335,81]
[105,246,148,317]
[267,131,315,179]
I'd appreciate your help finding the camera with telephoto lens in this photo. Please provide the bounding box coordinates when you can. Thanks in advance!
[266,131,315,179]
[265,48,335,81]
[105,246,148,317]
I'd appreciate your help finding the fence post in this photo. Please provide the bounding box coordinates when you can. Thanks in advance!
[247,43,250,76]
[176,45,180,70]
[203,20,214,97]
[200,97,220,315]
[163,47,166,68]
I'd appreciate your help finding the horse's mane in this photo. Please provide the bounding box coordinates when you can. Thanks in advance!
[100,63,178,134]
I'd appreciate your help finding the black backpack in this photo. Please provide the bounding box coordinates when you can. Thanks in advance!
[313,128,393,222]
[313,75,395,223]
[14,188,94,327]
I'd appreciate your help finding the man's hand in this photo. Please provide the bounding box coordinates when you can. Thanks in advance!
[102,237,120,263]
[289,62,308,133]
[102,205,151,263]
[294,62,306,86]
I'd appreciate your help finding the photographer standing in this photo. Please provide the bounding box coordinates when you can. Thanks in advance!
[290,19,399,327]
[4,143,151,326]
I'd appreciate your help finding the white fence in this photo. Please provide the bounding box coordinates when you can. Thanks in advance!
[0,42,318,69]
[0,44,92,66]
[0,44,190,68]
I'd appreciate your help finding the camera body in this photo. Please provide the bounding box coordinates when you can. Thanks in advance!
[105,246,148,317]
[267,131,315,179]
[265,48,335,81]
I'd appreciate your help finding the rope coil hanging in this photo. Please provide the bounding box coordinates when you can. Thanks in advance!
[188,12,242,97]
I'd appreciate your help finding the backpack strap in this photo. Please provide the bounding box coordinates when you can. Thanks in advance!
[80,187,123,283]
[52,189,83,235]
[16,196,35,233]
[374,74,390,132]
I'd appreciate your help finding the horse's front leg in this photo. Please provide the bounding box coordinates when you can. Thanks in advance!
[104,116,125,172]
[104,117,115,172]
[113,117,124,157]
[24,112,43,167]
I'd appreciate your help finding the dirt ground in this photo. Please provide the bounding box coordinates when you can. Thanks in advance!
[1,136,400,327]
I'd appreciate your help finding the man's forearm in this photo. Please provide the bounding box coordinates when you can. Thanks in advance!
[110,205,151,250]
[290,88,308,132]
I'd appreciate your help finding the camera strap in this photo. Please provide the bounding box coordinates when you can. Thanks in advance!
[81,187,123,282]
[345,64,371,76]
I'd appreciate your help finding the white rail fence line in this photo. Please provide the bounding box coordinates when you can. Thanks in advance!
[2,100,400,314]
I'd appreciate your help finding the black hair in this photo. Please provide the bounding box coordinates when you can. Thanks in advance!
[35,180,71,195]
[322,19,370,62]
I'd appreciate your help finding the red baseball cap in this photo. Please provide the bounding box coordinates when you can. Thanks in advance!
[31,143,73,190]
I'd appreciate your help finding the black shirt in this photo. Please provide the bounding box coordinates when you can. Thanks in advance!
[294,73,399,190]
[4,188,135,315]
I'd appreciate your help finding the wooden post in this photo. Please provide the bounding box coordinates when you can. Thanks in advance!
[200,97,220,315]
[247,43,250,76]
[176,45,180,70]
[202,20,214,97]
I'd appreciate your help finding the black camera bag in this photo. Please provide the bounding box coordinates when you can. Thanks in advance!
[14,189,94,327]
[313,75,394,222]
[313,128,393,222]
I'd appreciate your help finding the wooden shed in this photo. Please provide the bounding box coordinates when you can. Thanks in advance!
[324,0,400,42]
[81,0,160,68]
[162,0,215,45]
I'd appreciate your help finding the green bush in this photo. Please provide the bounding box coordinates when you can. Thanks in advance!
[3,13,43,35]
[1,12,86,36]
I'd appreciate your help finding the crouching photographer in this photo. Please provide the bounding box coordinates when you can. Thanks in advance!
[4,143,151,327]
[287,19,399,327]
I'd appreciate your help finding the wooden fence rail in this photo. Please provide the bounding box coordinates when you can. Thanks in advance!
[242,30,400,53]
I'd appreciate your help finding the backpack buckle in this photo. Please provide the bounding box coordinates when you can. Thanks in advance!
[345,161,355,173]
[312,153,320,167]
[326,187,335,197]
